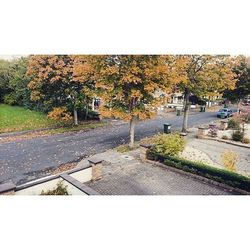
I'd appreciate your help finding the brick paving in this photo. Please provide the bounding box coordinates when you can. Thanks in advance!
[86,148,239,195]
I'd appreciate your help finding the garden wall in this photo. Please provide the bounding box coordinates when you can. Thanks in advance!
[0,159,100,195]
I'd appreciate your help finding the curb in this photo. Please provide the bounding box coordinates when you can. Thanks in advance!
[145,159,250,195]
[203,136,250,149]
[0,126,57,138]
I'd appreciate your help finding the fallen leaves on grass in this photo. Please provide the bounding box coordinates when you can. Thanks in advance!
[0,121,107,143]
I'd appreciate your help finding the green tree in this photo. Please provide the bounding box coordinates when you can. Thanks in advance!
[223,56,250,108]
[4,57,32,107]
[176,55,237,132]
[0,59,11,102]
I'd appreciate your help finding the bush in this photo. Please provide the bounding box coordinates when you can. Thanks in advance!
[151,133,185,156]
[241,138,250,144]
[232,130,244,141]
[3,93,17,105]
[242,113,250,124]
[228,119,241,130]
[221,150,238,172]
[221,135,229,140]
[41,181,69,195]
[146,150,250,192]
[48,107,72,123]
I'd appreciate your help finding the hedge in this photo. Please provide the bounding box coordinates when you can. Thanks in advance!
[146,149,250,192]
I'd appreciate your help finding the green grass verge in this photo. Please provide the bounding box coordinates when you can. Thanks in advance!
[116,143,140,153]
[146,150,250,192]
[0,104,61,133]
[0,104,107,135]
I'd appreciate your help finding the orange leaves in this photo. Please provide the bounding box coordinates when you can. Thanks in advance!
[144,82,155,92]
[30,90,44,101]
[27,55,97,112]
[27,55,73,85]
[72,55,96,82]
[130,89,143,99]
[101,65,119,76]
[26,54,240,124]
[92,55,180,121]
[47,107,72,122]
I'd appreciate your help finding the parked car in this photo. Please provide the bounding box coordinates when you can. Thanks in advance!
[166,103,184,109]
[242,99,250,106]
[216,108,233,118]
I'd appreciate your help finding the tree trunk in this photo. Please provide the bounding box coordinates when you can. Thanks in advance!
[73,107,78,126]
[92,98,95,111]
[182,89,190,133]
[129,116,136,148]
[237,99,240,113]
[85,105,89,120]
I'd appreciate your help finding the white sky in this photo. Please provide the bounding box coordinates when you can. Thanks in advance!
[0,55,26,60]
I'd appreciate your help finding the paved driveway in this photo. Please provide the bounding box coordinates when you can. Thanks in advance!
[0,111,218,185]
[86,149,239,195]
[187,138,250,176]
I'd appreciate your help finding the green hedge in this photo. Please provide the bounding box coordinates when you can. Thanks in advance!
[146,150,250,192]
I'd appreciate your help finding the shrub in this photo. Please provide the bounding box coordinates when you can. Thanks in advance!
[221,135,229,140]
[243,113,250,124]
[221,150,238,172]
[241,137,250,144]
[3,93,17,105]
[151,133,185,156]
[232,130,244,141]
[41,181,69,195]
[48,107,72,122]
[228,119,241,130]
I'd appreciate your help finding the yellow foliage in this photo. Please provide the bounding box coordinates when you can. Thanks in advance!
[47,107,72,122]
[221,150,238,172]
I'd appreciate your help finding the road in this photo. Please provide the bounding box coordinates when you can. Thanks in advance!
[0,111,218,185]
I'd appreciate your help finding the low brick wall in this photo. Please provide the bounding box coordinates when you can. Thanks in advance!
[0,157,103,195]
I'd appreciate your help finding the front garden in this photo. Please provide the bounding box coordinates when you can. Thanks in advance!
[198,108,250,145]
[145,132,250,193]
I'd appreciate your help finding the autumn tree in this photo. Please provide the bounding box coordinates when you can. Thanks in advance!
[72,55,97,120]
[27,55,95,125]
[175,55,238,132]
[89,55,179,148]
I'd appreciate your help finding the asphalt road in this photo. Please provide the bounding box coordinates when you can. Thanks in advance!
[0,111,218,185]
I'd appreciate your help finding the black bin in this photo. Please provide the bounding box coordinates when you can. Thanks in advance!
[164,123,171,134]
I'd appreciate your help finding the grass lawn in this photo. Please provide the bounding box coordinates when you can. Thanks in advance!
[0,104,60,133]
